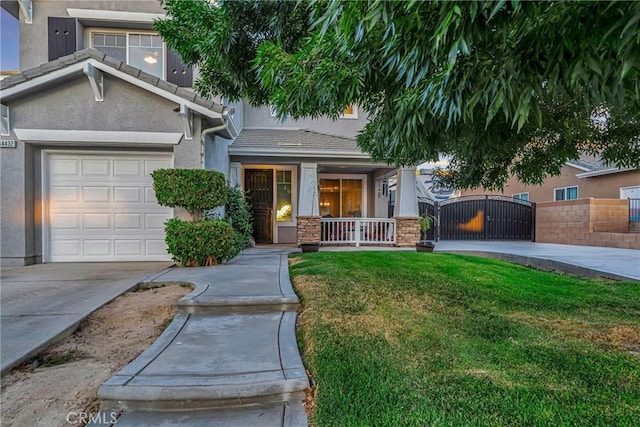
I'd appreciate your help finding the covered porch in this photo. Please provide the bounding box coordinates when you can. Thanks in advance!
[222,128,421,247]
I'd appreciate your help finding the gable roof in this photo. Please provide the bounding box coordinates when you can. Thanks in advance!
[0,48,234,136]
[230,128,370,158]
[565,154,636,178]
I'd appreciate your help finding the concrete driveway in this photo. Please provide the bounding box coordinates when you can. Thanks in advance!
[0,262,172,375]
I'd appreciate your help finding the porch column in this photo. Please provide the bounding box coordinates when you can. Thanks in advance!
[229,162,242,188]
[393,166,420,247]
[297,162,321,244]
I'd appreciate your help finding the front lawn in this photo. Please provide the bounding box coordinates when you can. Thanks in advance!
[290,252,640,426]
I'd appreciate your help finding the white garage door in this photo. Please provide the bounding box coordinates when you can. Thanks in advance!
[47,152,173,262]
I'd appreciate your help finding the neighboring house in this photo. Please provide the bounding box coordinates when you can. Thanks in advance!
[416,168,459,201]
[0,1,420,266]
[460,156,640,203]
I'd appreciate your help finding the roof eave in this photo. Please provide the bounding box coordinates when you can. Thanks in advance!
[0,52,226,124]
[576,167,635,178]
[228,147,372,159]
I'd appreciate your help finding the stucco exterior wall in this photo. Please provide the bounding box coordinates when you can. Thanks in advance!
[535,199,639,249]
[242,102,367,139]
[460,164,640,202]
[0,138,29,264]
[1,73,204,265]
[20,0,164,70]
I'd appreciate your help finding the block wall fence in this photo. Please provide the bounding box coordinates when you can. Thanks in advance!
[536,198,640,249]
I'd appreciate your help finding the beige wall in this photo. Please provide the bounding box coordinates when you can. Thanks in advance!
[536,199,639,249]
[461,165,640,202]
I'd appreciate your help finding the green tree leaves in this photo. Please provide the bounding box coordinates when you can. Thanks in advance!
[157,0,640,189]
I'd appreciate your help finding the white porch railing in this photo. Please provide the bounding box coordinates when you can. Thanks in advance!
[321,218,396,246]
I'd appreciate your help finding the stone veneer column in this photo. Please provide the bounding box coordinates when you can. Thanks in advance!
[393,166,419,246]
[395,217,421,247]
[297,216,321,244]
[297,163,321,244]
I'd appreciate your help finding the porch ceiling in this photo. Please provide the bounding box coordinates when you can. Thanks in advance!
[318,164,396,174]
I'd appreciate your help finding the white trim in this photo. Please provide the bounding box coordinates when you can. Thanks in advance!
[67,9,165,23]
[620,185,640,199]
[229,146,370,159]
[88,59,223,120]
[82,63,103,101]
[41,149,175,263]
[564,161,592,172]
[554,185,578,201]
[1,58,225,122]
[577,167,635,178]
[18,0,32,24]
[15,129,183,145]
[240,164,298,244]
[318,173,369,217]
[180,104,193,140]
[339,104,358,119]
[1,62,87,98]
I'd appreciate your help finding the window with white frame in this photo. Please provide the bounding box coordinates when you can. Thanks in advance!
[554,186,578,201]
[340,104,358,119]
[91,31,164,79]
[319,177,365,217]
[276,170,293,222]
[513,192,529,202]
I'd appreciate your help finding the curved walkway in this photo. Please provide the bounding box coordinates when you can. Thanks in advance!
[91,248,308,426]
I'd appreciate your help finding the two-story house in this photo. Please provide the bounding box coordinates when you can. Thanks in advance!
[0,0,420,266]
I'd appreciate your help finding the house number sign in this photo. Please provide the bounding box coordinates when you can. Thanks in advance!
[0,140,17,148]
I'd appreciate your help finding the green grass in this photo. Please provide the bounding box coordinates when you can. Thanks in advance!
[290,252,640,426]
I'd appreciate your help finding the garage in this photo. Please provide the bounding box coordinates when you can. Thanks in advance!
[45,152,173,262]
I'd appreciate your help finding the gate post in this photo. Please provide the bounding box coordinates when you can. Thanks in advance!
[435,201,440,242]
[531,202,536,242]
[483,195,488,240]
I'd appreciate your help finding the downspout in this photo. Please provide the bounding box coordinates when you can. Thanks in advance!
[201,108,236,218]
[200,108,234,167]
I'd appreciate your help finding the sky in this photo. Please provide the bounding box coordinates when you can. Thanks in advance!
[1,7,20,71]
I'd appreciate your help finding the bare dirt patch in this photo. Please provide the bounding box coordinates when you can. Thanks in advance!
[0,284,190,427]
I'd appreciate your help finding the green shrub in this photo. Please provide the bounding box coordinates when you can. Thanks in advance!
[164,218,236,266]
[225,186,253,251]
[151,169,227,218]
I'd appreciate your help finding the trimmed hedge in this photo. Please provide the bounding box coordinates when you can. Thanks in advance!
[225,186,253,252]
[164,218,236,266]
[151,169,227,216]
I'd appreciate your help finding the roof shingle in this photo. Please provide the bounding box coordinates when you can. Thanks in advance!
[0,48,224,114]
[231,128,363,154]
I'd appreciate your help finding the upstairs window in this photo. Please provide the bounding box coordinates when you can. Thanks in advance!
[1,8,20,71]
[513,192,529,202]
[91,31,164,79]
[555,186,578,201]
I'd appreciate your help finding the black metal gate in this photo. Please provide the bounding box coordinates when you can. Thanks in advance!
[244,169,273,243]
[415,195,535,241]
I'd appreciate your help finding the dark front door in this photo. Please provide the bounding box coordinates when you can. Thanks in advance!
[244,169,274,243]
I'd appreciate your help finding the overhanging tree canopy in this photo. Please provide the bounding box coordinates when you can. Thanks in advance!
[157,0,640,190]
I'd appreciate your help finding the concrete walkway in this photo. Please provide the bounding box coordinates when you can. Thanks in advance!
[319,241,639,281]
[91,248,308,426]
[0,262,172,375]
[434,241,640,282]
